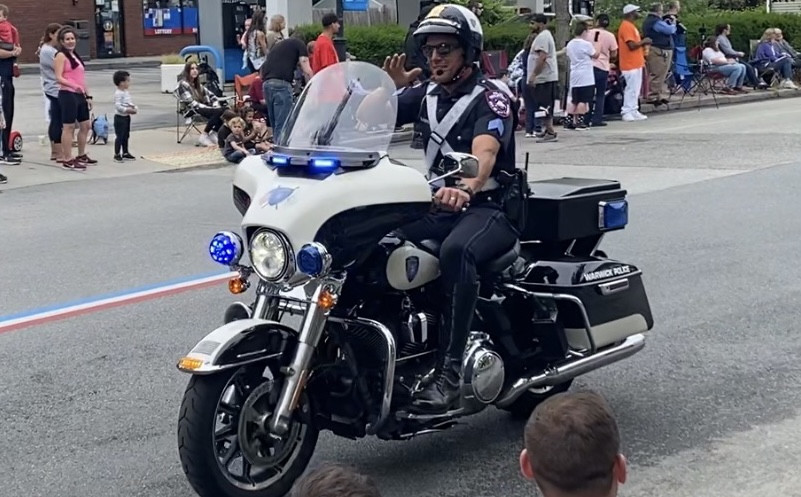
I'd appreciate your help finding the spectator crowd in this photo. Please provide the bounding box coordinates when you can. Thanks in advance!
[499,1,800,139]
[2,1,800,183]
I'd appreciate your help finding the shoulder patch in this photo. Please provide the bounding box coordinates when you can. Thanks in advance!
[485,90,511,118]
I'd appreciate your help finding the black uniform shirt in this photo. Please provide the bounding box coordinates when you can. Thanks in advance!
[396,69,516,179]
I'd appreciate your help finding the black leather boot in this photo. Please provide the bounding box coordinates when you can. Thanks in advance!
[412,282,479,414]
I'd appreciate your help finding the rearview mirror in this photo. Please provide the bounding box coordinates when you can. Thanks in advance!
[429,152,480,185]
[447,152,479,179]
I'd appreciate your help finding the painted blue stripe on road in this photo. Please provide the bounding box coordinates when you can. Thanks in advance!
[0,270,230,323]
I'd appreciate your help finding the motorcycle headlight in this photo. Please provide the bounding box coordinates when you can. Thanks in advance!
[249,230,293,281]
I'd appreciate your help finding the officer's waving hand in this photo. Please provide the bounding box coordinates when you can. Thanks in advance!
[385,4,521,415]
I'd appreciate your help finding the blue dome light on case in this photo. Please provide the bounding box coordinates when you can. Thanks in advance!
[598,200,628,231]
[297,243,332,277]
[209,231,244,266]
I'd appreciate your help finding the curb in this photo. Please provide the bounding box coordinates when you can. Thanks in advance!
[389,87,801,142]
[18,59,161,76]
[637,86,800,114]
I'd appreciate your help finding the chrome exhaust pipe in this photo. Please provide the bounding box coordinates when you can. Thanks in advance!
[495,333,646,408]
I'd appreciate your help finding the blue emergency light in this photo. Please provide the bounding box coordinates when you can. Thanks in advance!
[598,200,628,231]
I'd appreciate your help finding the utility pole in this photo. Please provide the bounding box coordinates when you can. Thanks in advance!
[554,0,571,49]
[334,0,348,62]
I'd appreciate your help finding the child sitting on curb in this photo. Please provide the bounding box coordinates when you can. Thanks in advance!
[216,109,239,149]
[222,117,253,164]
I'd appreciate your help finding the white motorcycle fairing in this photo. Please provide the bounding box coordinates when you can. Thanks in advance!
[233,154,433,283]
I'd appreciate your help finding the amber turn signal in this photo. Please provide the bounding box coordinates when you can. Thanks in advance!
[177,357,204,371]
[228,277,248,294]
[317,288,337,310]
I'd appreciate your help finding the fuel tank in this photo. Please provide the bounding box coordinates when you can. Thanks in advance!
[385,242,441,291]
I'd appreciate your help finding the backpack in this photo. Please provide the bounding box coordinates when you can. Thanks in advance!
[90,114,109,144]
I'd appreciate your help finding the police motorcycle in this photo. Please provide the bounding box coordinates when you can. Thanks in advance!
[175,60,654,497]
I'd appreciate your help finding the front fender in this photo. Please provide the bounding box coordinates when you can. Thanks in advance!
[177,318,298,375]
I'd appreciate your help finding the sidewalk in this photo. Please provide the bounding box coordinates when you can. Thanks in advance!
[0,127,230,191]
[2,86,798,192]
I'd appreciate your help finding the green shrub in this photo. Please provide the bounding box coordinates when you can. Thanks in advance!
[292,22,531,66]
[293,9,801,67]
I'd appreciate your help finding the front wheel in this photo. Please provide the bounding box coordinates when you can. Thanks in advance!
[177,362,319,497]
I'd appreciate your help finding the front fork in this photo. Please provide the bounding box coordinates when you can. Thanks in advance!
[250,274,346,436]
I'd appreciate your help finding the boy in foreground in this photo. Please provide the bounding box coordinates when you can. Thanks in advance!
[520,391,628,497]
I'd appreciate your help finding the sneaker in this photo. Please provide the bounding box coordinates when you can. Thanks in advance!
[536,131,558,143]
[114,154,124,163]
[591,121,608,127]
[198,133,215,147]
[0,173,7,184]
[76,154,98,165]
[122,153,136,160]
[62,159,87,171]
[524,133,534,138]
[10,152,22,159]
[621,112,638,122]
[575,123,589,130]
[2,155,21,165]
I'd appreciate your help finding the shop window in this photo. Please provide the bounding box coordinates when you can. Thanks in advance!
[142,0,198,36]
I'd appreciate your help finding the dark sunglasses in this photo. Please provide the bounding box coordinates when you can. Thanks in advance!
[422,42,460,58]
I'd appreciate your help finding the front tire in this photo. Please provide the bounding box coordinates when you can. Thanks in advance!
[177,364,318,497]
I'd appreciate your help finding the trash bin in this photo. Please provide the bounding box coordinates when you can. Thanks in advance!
[65,20,92,60]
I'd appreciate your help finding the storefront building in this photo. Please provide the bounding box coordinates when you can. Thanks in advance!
[11,0,199,64]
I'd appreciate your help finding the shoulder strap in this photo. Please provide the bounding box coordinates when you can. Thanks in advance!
[424,84,485,173]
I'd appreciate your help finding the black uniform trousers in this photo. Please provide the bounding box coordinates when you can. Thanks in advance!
[399,197,519,287]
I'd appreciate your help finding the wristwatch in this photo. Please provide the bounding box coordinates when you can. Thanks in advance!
[456,183,475,199]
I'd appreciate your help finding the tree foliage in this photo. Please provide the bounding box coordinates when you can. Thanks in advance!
[446,0,517,25]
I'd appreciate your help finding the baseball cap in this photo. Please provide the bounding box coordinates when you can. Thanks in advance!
[623,4,641,14]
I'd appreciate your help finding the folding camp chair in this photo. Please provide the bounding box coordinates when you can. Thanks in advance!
[174,89,207,144]
[676,45,726,109]
[234,73,259,110]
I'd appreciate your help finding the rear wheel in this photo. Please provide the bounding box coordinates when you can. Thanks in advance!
[500,380,574,419]
[177,362,318,497]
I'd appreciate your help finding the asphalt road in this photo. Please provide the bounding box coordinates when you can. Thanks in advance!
[3,99,801,497]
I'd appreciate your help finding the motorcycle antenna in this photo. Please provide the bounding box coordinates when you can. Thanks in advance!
[524,152,529,174]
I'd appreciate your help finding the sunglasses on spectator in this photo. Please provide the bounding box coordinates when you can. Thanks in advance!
[422,42,460,58]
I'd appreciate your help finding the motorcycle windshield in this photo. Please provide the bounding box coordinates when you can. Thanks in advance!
[276,61,399,154]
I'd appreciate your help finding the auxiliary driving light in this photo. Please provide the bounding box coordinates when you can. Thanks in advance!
[209,231,244,266]
[297,243,332,277]
[598,200,628,231]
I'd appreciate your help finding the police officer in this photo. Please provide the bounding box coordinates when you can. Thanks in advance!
[382,4,519,414]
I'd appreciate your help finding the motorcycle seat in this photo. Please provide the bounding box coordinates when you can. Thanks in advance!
[418,239,521,274]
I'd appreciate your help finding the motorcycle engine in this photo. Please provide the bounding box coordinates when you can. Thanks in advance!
[461,332,506,409]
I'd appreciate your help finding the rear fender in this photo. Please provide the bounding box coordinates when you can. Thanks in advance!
[177,318,298,375]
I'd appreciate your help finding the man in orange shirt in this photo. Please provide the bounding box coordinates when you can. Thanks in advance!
[616,4,651,121]
[311,13,340,74]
